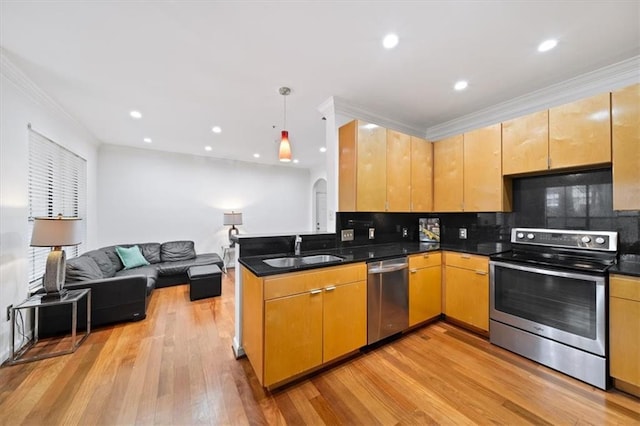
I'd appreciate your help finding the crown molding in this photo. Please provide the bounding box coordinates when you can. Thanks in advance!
[331,96,426,137]
[1,49,98,140]
[426,55,640,141]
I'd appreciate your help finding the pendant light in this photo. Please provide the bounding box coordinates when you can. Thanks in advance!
[278,86,292,162]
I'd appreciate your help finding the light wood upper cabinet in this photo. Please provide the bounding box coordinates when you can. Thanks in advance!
[339,120,433,212]
[609,274,640,395]
[386,130,411,212]
[464,123,511,212]
[612,83,640,211]
[411,136,433,212]
[356,123,387,211]
[433,135,464,212]
[502,110,549,175]
[549,92,612,169]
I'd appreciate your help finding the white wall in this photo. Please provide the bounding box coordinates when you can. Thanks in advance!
[0,55,100,362]
[97,145,312,256]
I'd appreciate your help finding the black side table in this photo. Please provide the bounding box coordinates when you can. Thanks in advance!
[7,288,91,364]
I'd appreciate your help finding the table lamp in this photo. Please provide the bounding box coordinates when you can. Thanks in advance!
[30,214,83,299]
[223,211,242,247]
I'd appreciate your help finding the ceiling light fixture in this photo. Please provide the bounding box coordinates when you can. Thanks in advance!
[454,80,468,91]
[278,86,292,162]
[383,33,399,49]
[253,153,260,158]
[538,39,558,52]
[293,159,299,164]
[130,110,142,119]
[143,137,152,143]
[204,146,212,151]
[212,126,222,133]
[320,147,327,153]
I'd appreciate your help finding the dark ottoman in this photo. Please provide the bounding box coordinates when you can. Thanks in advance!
[188,264,222,301]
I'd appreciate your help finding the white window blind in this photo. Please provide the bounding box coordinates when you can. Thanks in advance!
[28,126,87,288]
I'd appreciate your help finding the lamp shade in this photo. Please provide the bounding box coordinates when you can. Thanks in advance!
[279,130,292,162]
[223,212,243,226]
[31,216,83,248]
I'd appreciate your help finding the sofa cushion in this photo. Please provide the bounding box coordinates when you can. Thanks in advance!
[116,245,150,269]
[102,246,125,271]
[138,242,161,264]
[160,240,196,262]
[85,249,117,278]
[115,266,158,295]
[65,256,103,283]
[155,253,224,276]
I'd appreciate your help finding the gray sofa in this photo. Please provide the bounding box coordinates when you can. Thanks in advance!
[39,240,223,336]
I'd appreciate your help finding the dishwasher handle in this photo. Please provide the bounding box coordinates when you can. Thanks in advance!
[368,259,408,274]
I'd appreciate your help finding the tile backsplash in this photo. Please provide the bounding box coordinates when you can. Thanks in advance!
[337,168,639,254]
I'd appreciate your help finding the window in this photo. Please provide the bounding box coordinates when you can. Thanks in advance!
[28,126,87,288]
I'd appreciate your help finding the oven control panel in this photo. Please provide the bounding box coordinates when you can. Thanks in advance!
[511,228,617,251]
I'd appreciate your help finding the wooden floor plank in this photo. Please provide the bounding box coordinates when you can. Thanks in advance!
[1,269,639,425]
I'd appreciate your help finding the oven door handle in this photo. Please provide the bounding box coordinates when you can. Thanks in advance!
[489,260,606,283]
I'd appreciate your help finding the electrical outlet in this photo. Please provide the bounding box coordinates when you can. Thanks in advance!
[6,305,12,321]
[368,228,375,239]
[341,229,354,242]
[459,228,468,239]
[402,227,408,238]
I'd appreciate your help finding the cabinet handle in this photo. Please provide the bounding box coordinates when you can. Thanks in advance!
[461,254,471,259]
[310,289,322,295]
[475,270,487,276]
[325,286,336,291]
[410,269,418,274]
[423,254,429,258]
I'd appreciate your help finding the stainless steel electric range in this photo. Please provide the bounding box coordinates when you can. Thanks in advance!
[489,228,618,389]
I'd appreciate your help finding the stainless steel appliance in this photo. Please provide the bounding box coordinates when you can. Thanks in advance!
[490,228,617,389]
[367,257,409,344]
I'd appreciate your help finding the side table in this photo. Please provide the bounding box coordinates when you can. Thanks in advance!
[221,245,235,273]
[7,288,91,365]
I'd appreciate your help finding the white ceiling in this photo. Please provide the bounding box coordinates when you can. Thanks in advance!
[1,1,639,169]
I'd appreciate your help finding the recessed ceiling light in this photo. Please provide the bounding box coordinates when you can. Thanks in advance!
[253,153,260,158]
[143,137,152,143]
[204,146,212,151]
[293,159,299,164]
[211,126,222,133]
[382,33,399,49]
[454,80,468,91]
[130,110,142,119]
[320,147,327,153]
[363,123,379,130]
[538,39,558,52]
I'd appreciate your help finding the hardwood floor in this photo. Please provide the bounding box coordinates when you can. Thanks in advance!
[1,270,639,425]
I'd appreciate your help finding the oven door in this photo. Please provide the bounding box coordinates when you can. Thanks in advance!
[490,260,606,356]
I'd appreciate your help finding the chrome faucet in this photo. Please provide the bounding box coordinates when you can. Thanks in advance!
[294,235,302,256]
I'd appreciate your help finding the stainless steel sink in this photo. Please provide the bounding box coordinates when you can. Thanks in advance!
[300,254,343,264]
[263,254,344,268]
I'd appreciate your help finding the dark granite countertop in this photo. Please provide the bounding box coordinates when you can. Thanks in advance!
[239,241,511,277]
[609,254,640,278]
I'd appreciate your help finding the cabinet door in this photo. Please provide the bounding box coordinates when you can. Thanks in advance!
[433,135,464,212]
[386,130,411,212]
[338,120,357,211]
[463,123,510,212]
[610,275,640,387]
[356,123,387,211]
[264,291,323,386]
[612,83,640,211]
[323,281,367,362]
[409,266,442,326]
[549,92,612,169]
[410,136,433,211]
[502,110,549,175]
[444,266,489,331]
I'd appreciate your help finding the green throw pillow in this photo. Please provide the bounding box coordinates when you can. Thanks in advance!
[115,245,150,269]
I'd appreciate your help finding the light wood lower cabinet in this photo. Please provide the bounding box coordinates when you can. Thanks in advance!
[242,263,367,388]
[443,251,489,332]
[408,252,442,326]
[609,274,640,396]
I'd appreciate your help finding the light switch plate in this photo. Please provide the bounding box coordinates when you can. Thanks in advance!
[368,228,375,239]
[341,229,354,242]
[402,227,408,238]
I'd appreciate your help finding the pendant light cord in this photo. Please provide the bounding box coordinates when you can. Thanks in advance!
[283,94,287,130]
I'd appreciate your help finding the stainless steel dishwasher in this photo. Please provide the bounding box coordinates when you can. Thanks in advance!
[367,257,409,344]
